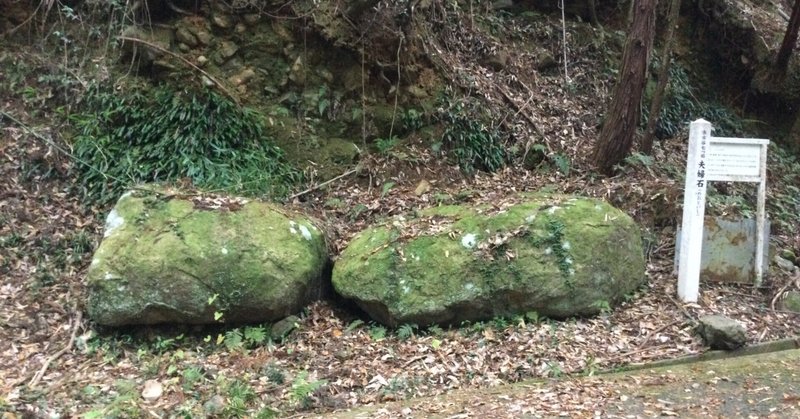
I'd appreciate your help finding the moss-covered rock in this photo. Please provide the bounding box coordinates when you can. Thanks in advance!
[780,291,800,314]
[332,194,646,326]
[86,187,329,326]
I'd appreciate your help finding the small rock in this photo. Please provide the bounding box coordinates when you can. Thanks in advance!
[141,379,163,402]
[535,48,556,70]
[271,315,301,339]
[212,14,233,29]
[228,68,256,86]
[318,68,334,84]
[483,50,509,71]
[175,27,198,47]
[492,0,514,10]
[774,255,796,272]
[696,315,746,350]
[780,249,797,264]
[288,56,305,85]
[243,14,260,25]
[779,291,800,313]
[204,394,226,414]
[177,43,191,53]
[194,30,212,46]
[218,41,239,59]
[414,179,432,196]
[407,85,428,98]
[196,55,208,66]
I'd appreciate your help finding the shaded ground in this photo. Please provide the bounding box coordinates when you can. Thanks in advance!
[327,345,800,418]
[1,0,800,417]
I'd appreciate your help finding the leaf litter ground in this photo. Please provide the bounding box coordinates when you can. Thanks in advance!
[2,1,800,416]
[2,125,799,417]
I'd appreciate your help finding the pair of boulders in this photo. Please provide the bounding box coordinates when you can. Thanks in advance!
[86,187,647,327]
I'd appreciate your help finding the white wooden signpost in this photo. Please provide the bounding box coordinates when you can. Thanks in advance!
[677,119,769,303]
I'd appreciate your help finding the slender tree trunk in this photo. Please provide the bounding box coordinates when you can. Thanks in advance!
[775,0,800,74]
[587,0,600,27]
[641,0,682,154]
[592,0,658,174]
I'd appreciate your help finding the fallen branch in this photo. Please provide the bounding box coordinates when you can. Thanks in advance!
[637,319,683,349]
[667,294,697,323]
[603,343,673,363]
[771,271,800,310]
[288,168,358,200]
[29,310,82,388]
[497,86,545,138]
[117,36,239,105]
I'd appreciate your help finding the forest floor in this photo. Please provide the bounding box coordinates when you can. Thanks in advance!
[2,0,800,417]
[329,345,800,418]
[2,124,800,417]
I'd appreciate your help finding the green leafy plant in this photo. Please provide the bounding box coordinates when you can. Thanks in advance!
[551,153,570,176]
[644,61,743,139]
[224,329,244,351]
[401,108,424,131]
[368,324,387,341]
[264,364,285,385]
[491,316,509,330]
[396,323,418,340]
[345,319,365,332]
[623,152,655,171]
[0,232,24,248]
[221,379,257,417]
[375,136,399,155]
[152,334,183,354]
[525,311,542,324]
[243,326,268,347]
[71,85,301,205]
[182,366,204,390]
[431,338,443,349]
[289,371,326,409]
[426,324,444,336]
[437,96,506,174]
[591,299,612,314]
[84,379,141,418]
[544,361,563,378]
[381,181,395,197]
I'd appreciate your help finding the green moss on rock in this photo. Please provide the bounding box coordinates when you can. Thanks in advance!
[86,187,329,326]
[333,194,646,326]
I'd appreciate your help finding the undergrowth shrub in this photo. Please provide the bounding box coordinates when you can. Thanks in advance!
[70,85,300,204]
[435,95,506,174]
[644,62,743,139]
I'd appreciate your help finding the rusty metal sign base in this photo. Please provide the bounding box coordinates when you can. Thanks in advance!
[675,216,770,284]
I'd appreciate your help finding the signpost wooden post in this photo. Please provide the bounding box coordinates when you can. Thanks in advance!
[677,119,769,302]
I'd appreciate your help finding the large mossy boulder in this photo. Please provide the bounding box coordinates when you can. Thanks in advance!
[333,194,646,326]
[86,187,329,326]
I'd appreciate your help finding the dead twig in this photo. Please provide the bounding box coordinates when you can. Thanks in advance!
[289,168,358,200]
[603,343,673,363]
[667,294,697,322]
[637,319,683,349]
[117,36,239,105]
[29,310,83,388]
[771,271,800,310]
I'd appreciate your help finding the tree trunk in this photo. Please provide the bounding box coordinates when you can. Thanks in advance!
[641,0,681,154]
[592,0,658,174]
[775,0,800,75]
[587,0,600,27]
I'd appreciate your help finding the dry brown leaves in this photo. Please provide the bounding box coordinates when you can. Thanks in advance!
[2,0,800,417]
